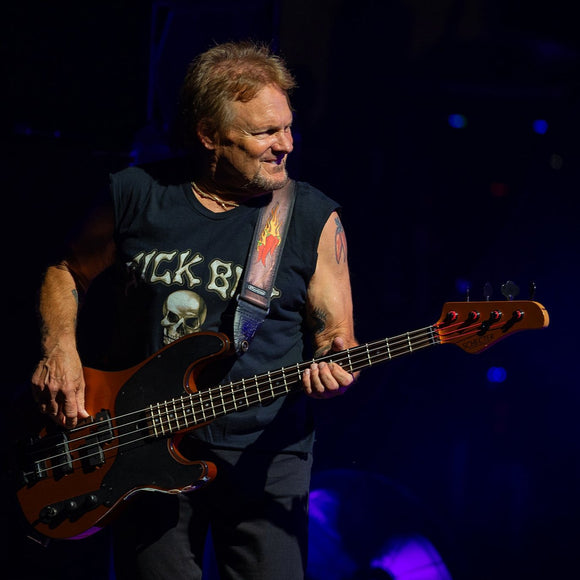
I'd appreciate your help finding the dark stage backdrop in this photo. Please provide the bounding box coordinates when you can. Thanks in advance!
[2,2,579,579]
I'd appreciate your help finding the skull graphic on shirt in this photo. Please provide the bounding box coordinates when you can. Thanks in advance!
[160,290,207,345]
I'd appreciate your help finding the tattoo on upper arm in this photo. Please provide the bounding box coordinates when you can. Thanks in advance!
[72,289,79,305]
[334,217,347,264]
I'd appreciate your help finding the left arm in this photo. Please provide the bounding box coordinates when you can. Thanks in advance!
[302,211,359,399]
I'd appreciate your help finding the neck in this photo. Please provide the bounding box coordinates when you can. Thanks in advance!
[191,181,241,211]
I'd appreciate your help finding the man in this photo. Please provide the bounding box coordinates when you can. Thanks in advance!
[31,41,357,579]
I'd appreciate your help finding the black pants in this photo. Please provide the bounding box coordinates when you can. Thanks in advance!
[112,446,313,580]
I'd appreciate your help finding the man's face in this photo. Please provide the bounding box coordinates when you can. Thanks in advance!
[208,84,294,194]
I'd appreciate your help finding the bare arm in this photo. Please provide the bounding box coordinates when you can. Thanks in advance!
[31,203,116,427]
[302,211,359,399]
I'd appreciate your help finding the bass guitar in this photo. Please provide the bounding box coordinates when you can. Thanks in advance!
[14,299,549,541]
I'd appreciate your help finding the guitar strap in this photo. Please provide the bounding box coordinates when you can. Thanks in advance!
[233,180,296,355]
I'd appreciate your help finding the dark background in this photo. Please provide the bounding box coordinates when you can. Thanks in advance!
[2,1,579,578]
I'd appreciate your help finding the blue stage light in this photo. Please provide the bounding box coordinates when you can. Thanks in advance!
[448,114,467,129]
[532,119,549,134]
[455,278,470,296]
[487,366,507,383]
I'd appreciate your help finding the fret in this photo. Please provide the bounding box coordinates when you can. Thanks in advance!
[229,382,238,412]
[188,394,199,425]
[165,400,172,431]
[153,402,162,436]
[244,379,251,408]
[267,370,275,400]
[210,389,218,418]
[254,375,261,403]
[296,362,303,381]
[344,349,353,373]
[178,397,187,427]
[183,396,192,426]
[198,391,207,422]
[178,397,186,429]
[257,375,264,403]
[406,332,413,353]
[201,390,214,420]
[239,378,246,409]
[365,343,372,366]
[163,401,171,432]
[159,401,167,435]
[279,366,288,394]
[148,404,158,437]
[250,375,259,406]
[171,399,180,431]
[157,402,166,436]
[217,386,226,417]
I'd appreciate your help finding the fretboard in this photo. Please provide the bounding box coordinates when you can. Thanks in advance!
[147,325,440,437]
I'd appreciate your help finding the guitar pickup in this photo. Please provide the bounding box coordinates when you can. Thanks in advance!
[79,410,113,471]
[52,432,74,479]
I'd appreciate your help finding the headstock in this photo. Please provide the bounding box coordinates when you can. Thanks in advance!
[436,299,549,354]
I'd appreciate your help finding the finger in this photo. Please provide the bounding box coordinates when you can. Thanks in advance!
[331,336,347,352]
[44,392,60,417]
[311,362,330,395]
[309,362,340,398]
[75,380,90,420]
[306,364,325,396]
[302,364,326,398]
[302,367,313,396]
[61,387,87,428]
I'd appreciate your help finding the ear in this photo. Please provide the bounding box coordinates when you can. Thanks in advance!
[197,120,217,150]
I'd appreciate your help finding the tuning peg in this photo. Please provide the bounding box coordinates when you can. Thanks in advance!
[529,281,537,300]
[501,280,520,300]
[483,282,493,301]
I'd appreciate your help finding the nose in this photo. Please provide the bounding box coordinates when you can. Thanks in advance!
[273,128,293,154]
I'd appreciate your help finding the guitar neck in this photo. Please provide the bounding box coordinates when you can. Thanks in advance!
[146,325,439,437]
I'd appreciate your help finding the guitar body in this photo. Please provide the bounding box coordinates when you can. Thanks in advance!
[15,331,229,540]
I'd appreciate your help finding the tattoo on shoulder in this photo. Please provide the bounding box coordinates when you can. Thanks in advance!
[310,307,327,335]
[334,217,347,264]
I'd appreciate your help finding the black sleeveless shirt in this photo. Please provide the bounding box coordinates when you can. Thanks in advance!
[103,160,339,453]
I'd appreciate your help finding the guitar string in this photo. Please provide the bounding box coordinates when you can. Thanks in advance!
[23,321,488,477]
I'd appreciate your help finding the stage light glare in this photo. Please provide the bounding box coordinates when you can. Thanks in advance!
[487,366,507,383]
[371,534,453,580]
[448,114,467,129]
[532,119,548,135]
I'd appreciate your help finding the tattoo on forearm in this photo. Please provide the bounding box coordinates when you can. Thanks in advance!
[334,217,347,264]
[310,307,327,335]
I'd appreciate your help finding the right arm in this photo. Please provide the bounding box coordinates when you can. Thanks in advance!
[31,203,116,428]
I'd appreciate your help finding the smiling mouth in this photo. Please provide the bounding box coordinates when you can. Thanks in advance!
[263,155,285,166]
[265,162,285,173]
